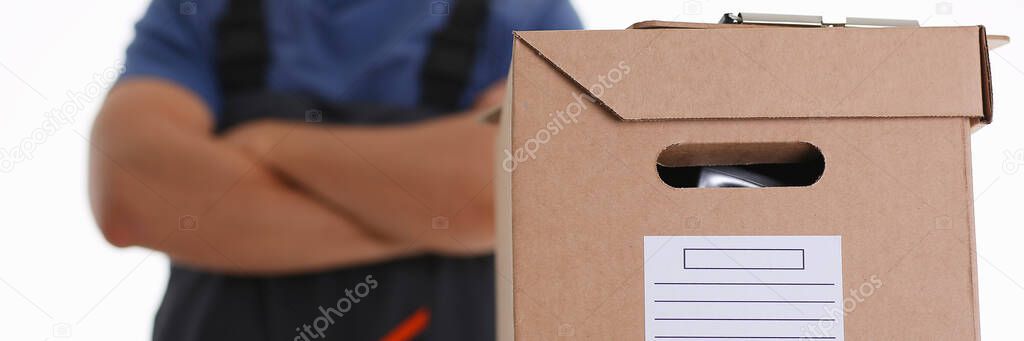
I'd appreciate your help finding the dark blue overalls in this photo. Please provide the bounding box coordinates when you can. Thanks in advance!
[152,1,495,340]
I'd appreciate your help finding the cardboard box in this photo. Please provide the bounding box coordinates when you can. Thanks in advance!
[496,21,1000,340]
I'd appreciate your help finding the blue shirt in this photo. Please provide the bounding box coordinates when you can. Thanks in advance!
[124,0,581,118]
[122,1,581,340]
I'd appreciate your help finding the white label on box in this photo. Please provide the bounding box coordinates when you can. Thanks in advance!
[644,236,844,341]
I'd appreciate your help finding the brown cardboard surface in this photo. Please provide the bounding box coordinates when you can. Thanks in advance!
[656,142,820,167]
[987,35,1010,49]
[498,23,988,340]
[515,26,988,122]
[495,64,515,341]
[629,20,762,30]
[978,26,994,124]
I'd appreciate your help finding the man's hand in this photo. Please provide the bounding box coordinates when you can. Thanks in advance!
[222,80,506,256]
[470,80,507,110]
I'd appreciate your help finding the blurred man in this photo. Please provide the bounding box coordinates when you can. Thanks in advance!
[88,0,580,339]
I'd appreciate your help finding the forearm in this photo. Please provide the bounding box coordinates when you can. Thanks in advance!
[235,115,496,255]
[90,79,418,275]
[107,167,419,274]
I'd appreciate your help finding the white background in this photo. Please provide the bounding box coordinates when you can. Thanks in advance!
[1,0,1021,339]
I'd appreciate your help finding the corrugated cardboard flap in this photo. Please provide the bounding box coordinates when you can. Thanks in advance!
[514,25,991,123]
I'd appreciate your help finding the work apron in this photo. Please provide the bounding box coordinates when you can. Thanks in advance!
[152,0,495,340]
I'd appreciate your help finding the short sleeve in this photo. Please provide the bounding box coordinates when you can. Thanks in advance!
[532,0,583,31]
[121,0,222,113]
[460,0,583,108]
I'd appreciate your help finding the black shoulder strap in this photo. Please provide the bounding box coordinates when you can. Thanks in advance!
[213,0,488,129]
[419,0,491,111]
[215,0,270,97]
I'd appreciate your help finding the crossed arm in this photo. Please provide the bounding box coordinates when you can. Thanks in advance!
[89,78,500,275]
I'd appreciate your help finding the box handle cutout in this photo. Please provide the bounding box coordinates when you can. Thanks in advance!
[656,142,824,188]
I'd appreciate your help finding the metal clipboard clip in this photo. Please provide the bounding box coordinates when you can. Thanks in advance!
[717,12,1008,49]
[719,12,919,28]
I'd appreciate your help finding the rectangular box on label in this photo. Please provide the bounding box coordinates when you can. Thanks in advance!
[496,18,1001,341]
[683,248,805,270]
